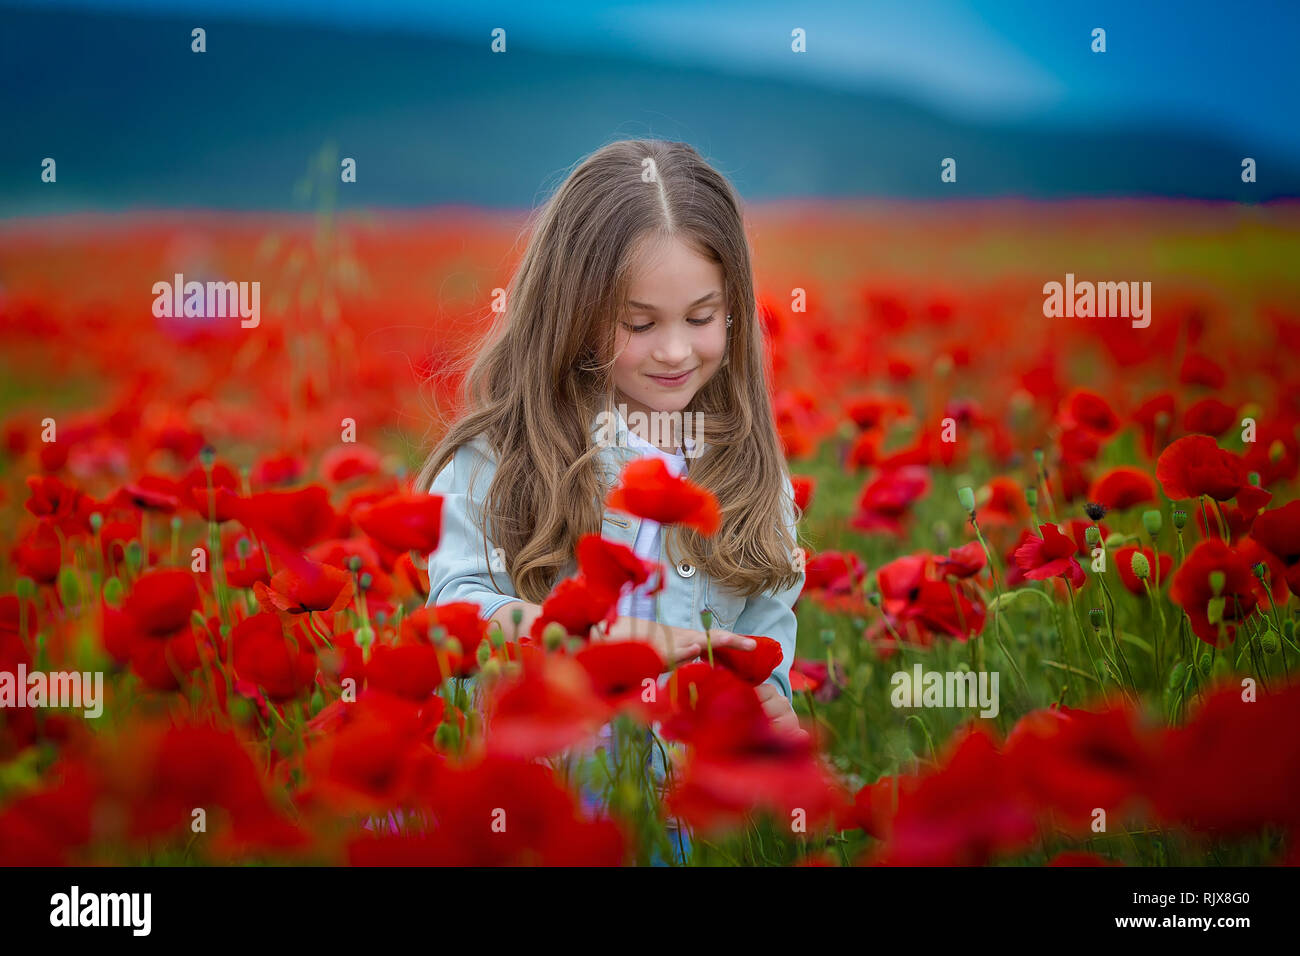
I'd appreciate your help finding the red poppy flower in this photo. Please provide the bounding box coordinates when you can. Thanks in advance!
[175,460,242,523]
[803,550,867,594]
[254,558,353,618]
[1169,539,1259,646]
[230,485,338,550]
[1014,524,1085,588]
[935,541,986,579]
[849,466,930,535]
[1064,389,1120,436]
[1147,681,1300,834]
[1088,467,1157,511]
[12,520,62,584]
[527,575,618,641]
[1248,501,1300,592]
[348,755,627,866]
[575,533,658,606]
[101,568,204,690]
[1156,435,1246,501]
[867,726,1038,866]
[485,652,611,759]
[707,634,784,686]
[24,474,95,534]
[606,457,721,536]
[354,493,443,554]
[1181,397,1236,436]
[1179,352,1226,389]
[1004,703,1156,826]
[790,474,814,513]
[302,691,444,813]
[319,444,382,483]
[978,477,1030,527]
[400,602,490,675]
[574,639,664,715]
[230,612,318,701]
[365,644,447,701]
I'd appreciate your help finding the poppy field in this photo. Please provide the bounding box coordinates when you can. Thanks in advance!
[2,199,1299,866]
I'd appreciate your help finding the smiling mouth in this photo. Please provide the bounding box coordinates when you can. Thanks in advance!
[647,368,697,384]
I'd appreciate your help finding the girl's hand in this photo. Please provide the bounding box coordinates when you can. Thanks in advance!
[756,682,809,741]
[590,618,756,665]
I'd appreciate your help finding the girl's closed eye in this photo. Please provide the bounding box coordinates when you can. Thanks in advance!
[623,313,716,334]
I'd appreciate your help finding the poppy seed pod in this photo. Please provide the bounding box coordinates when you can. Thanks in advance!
[1130,552,1150,581]
[957,486,976,513]
[1142,510,1162,536]
[542,621,566,650]
[1252,562,1267,581]
[1085,525,1101,547]
[699,608,713,631]
[1025,487,1038,509]
[1088,607,1105,630]
[1260,630,1280,655]
[1172,510,1188,530]
[1208,570,1226,596]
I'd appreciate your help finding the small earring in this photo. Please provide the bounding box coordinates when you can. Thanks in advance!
[725,314,733,328]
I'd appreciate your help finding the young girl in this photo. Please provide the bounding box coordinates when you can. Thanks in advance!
[416,139,807,846]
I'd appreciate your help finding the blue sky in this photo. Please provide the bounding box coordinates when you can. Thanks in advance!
[21,0,1300,153]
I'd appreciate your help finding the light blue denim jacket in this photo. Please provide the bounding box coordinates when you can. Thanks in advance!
[424,410,804,699]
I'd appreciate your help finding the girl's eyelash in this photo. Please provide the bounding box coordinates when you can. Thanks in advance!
[623,313,716,334]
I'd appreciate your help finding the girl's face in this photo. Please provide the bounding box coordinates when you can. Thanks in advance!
[611,235,728,444]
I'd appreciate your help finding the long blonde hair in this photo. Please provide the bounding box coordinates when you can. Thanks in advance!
[415,138,801,604]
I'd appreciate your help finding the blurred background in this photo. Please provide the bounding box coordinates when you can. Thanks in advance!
[3,0,1300,212]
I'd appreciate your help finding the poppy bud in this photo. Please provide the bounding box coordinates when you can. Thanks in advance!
[429,625,446,645]
[347,555,362,572]
[542,622,566,651]
[435,721,460,752]
[199,444,216,468]
[1085,526,1101,547]
[1253,562,1268,581]
[476,640,492,667]
[489,625,506,649]
[1172,510,1188,530]
[102,576,124,607]
[1142,510,1162,537]
[57,566,81,607]
[1084,502,1107,522]
[1130,552,1150,581]
[359,572,373,591]
[699,609,713,631]
[867,592,882,607]
[237,537,251,559]
[355,625,375,650]
[1025,487,1038,509]
[1248,471,1261,487]
[1260,630,1280,655]
[511,605,523,626]
[1208,570,1226,596]
[1088,607,1105,630]
[957,486,976,514]
[1198,652,1212,676]
[820,628,835,647]
[1167,661,1186,689]
[89,511,103,532]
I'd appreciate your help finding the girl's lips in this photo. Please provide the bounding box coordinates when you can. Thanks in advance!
[647,368,696,386]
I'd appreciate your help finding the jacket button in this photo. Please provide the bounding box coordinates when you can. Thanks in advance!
[676,561,695,578]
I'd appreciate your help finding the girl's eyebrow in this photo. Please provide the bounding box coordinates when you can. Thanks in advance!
[626,290,721,312]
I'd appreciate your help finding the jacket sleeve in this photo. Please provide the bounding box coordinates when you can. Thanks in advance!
[425,437,520,623]
[730,470,805,701]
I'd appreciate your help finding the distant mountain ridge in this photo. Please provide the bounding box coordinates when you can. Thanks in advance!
[2,3,1296,216]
